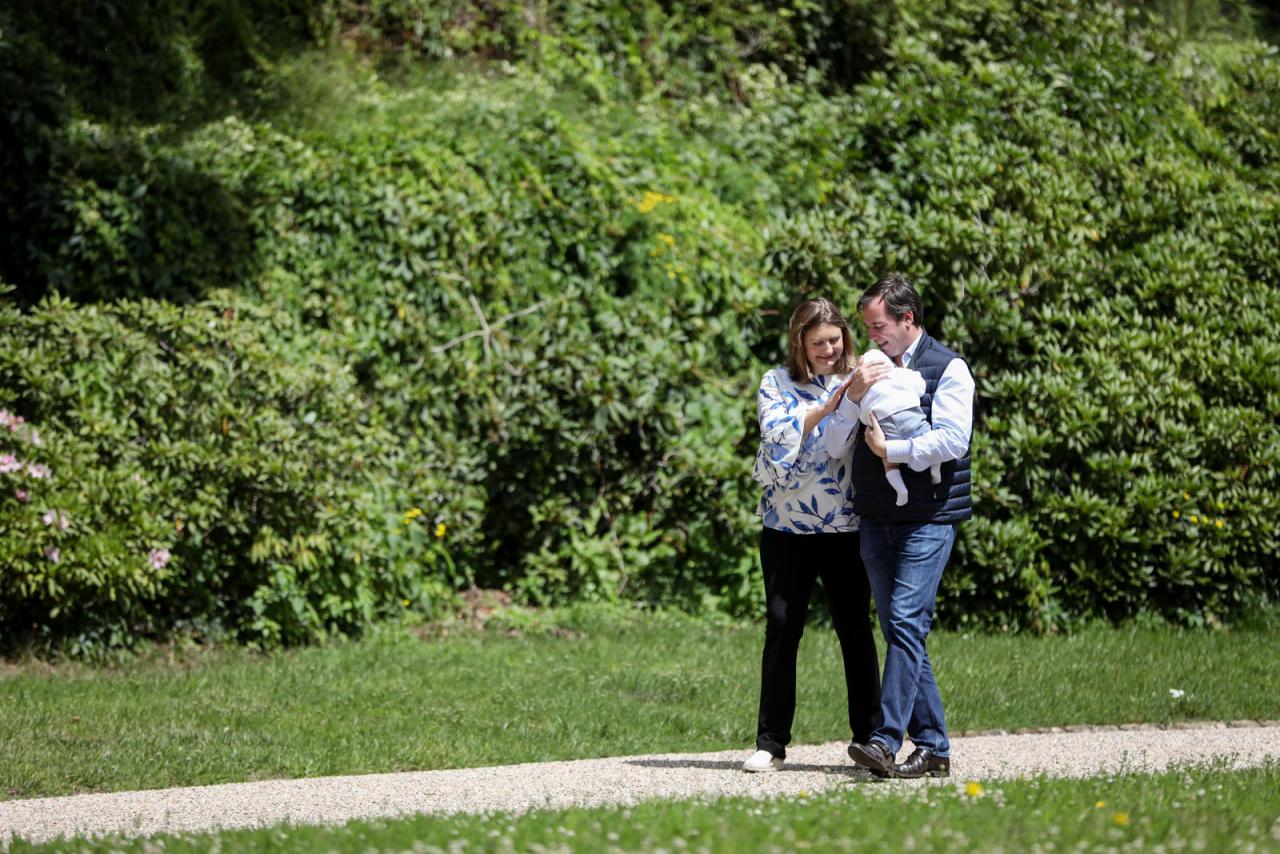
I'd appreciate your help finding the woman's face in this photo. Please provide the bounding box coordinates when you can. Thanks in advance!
[803,323,844,377]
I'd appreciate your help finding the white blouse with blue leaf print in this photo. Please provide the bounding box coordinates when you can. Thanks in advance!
[753,367,858,534]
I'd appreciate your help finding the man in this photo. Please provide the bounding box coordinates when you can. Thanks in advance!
[824,274,975,778]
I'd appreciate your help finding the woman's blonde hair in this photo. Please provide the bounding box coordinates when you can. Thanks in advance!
[785,298,854,383]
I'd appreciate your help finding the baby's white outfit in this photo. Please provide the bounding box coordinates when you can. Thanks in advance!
[858,349,942,505]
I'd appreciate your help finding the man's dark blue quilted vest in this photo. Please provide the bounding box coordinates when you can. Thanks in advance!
[851,331,972,524]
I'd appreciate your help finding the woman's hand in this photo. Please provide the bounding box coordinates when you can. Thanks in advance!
[823,376,855,416]
[803,377,854,436]
[844,360,890,404]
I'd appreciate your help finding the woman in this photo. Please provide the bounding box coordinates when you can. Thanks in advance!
[743,297,881,772]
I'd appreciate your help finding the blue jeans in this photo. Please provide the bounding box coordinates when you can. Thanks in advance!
[859,519,955,757]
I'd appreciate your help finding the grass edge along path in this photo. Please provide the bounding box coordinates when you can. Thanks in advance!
[3,610,1279,801]
[17,762,1275,854]
[3,722,1279,847]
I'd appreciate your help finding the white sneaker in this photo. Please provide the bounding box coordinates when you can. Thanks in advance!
[742,749,783,773]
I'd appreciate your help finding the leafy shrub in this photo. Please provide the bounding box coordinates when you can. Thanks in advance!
[2,0,1279,654]
[316,0,897,98]
[19,122,261,306]
[0,292,459,654]
[763,0,1280,627]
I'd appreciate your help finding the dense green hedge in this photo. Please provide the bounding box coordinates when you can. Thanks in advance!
[2,0,1278,653]
[761,3,1280,627]
[0,293,458,652]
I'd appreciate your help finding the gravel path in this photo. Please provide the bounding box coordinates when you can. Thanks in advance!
[3,721,1277,845]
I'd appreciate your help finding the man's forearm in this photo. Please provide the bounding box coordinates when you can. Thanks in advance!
[886,361,974,470]
[885,422,970,470]
[822,395,861,458]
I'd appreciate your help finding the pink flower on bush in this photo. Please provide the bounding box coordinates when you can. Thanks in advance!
[42,509,70,529]
[147,548,171,569]
[0,455,19,474]
[44,547,60,563]
[14,489,28,502]
[28,429,41,447]
[0,410,14,428]
[42,507,69,527]
[26,463,50,479]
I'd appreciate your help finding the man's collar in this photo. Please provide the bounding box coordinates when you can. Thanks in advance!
[900,329,925,367]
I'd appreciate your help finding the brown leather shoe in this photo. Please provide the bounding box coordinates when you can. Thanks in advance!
[847,740,896,777]
[894,748,950,778]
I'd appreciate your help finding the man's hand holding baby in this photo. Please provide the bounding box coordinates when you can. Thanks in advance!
[865,412,888,459]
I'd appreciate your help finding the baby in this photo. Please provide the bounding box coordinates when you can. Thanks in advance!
[857,349,941,506]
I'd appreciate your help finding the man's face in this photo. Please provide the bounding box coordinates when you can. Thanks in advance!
[861,297,917,362]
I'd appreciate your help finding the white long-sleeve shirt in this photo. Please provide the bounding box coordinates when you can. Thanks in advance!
[753,367,857,533]
[823,337,974,473]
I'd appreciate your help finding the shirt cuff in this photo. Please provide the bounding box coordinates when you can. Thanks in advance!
[885,439,911,465]
[836,394,861,421]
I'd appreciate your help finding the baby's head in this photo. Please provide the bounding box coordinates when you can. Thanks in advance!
[858,349,893,369]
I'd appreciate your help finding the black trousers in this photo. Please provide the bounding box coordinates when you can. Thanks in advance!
[756,526,881,759]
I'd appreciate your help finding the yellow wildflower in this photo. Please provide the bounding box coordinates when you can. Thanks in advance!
[1113,811,1130,827]
[402,507,423,525]
[635,190,675,214]
[1172,510,1180,519]
[1217,501,1225,510]
[1095,800,1106,808]
[1189,515,1198,524]
[657,233,675,246]
[435,522,447,539]
[1183,491,1191,500]
[964,781,984,797]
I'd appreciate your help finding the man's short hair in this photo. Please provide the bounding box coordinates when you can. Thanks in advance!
[857,274,924,327]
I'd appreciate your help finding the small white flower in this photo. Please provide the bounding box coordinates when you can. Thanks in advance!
[1169,688,1185,699]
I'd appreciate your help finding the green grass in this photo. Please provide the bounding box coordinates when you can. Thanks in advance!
[11,763,1279,852]
[1,606,1277,800]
